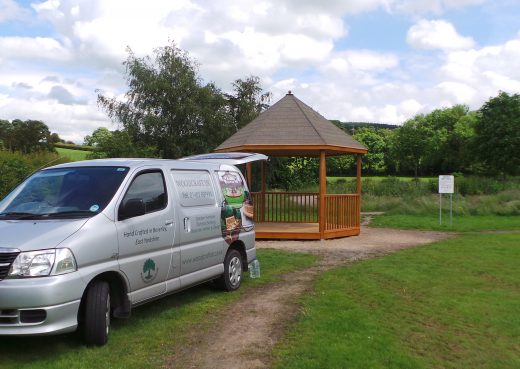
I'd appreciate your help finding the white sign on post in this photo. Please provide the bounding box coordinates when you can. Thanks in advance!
[438,175,454,194]
[438,175,454,226]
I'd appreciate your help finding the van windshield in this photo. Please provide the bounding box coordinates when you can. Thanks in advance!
[0,166,129,219]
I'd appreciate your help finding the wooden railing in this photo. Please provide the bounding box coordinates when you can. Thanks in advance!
[325,194,360,230]
[251,192,360,229]
[251,192,318,223]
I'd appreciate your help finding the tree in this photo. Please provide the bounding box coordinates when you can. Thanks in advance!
[97,42,272,159]
[0,119,52,153]
[48,132,64,144]
[473,91,520,176]
[98,43,237,158]
[391,116,433,177]
[226,76,272,131]
[84,127,112,147]
[327,155,355,176]
[0,120,11,150]
[353,128,389,174]
[450,111,477,172]
[86,129,156,159]
[420,105,474,173]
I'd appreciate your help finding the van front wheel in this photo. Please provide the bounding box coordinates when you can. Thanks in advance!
[217,249,243,291]
[83,281,111,346]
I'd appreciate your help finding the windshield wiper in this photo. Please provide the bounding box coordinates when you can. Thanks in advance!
[41,210,96,218]
[0,211,96,220]
[0,212,41,220]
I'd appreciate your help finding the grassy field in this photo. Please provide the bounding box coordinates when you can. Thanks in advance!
[273,233,520,369]
[55,147,90,161]
[370,214,520,232]
[0,249,316,369]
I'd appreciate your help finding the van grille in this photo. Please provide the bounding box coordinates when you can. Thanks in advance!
[0,251,19,281]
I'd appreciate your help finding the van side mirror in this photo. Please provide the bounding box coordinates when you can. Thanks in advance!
[119,198,146,220]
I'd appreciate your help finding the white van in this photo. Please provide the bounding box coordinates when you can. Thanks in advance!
[0,153,265,345]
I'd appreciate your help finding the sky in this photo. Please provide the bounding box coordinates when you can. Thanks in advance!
[1,0,520,143]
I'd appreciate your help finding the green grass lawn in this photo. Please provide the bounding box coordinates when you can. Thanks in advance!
[55,147,90,161]
[371,214,520,232]
[0,249,316,369]
[273,233,520,369]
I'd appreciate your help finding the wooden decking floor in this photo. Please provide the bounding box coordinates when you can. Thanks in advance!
[255,222,321,240]
[254,222,360,240]
[256,222,318,233]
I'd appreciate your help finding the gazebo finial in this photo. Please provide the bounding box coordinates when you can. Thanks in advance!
[287,90,292,95]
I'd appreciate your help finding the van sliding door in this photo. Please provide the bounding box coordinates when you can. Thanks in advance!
[170,170,225,286]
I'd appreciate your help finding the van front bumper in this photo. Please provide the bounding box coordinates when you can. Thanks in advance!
[0,273,85,335]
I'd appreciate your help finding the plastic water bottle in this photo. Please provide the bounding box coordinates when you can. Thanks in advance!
[249,259,261,279]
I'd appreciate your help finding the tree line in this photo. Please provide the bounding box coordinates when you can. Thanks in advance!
[330,92,519,177]
[0,119,69,154]
[2,41,518,183]
[87,42,519,179]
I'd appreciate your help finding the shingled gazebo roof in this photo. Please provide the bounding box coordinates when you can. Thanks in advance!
[215,92,367,157]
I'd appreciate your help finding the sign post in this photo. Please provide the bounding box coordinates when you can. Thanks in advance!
[438,175,454,226]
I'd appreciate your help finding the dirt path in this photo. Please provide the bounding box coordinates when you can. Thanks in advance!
[166,227,453,369]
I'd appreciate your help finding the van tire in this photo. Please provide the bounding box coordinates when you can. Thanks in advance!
[216,249,243,291]
[83,281,111,346]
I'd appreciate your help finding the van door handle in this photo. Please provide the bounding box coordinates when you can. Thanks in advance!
[165,219,174,226]
[183,217,190,232]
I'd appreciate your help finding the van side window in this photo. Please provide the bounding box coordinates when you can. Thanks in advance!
[121,171,167,215]
[171,170,216,207]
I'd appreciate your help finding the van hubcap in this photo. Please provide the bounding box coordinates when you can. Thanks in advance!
[105,294,111,336]
[229,256,242,287]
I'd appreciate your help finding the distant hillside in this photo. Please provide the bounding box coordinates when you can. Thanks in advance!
[330,120,399,133]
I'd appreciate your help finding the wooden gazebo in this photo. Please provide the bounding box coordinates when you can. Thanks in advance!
[215,92,367,240]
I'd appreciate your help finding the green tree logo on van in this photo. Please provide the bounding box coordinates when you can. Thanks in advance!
[141,258,158,283]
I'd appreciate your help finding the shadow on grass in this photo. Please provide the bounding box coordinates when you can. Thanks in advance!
[0,281,220,365]
[0,249,317,369]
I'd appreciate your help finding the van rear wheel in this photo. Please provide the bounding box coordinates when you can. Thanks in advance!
[83,281,111,346]
[216,249,243,291]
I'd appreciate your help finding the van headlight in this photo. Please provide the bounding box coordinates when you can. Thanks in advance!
[8,248,77,277]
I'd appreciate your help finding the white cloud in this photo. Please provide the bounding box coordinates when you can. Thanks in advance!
[0,0,28,23]
[407,19,475,50]
[0,37,71,61]
[393,0,486,14]
[399,98,424,116]
[341,50,399,71]
[435,81,477,103]
[0,0,518,140]
[267,30,520,126]
[437,34,520,106]
[0,93,110,142]
[482,71,520,92]
[0,61,121,142]
[48,85,86,105]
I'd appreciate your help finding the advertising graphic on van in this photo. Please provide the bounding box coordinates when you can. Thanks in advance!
[173,171,215,207]
[141,258,158,283]
[123,226,168,246]
[218,171,254,244]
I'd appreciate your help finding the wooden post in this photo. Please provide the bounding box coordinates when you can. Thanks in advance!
[260,160,266,222]
[356,155,362,194]
[356,155,362,228]
[246,162,252,188]
[319,150,326,239]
